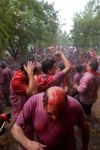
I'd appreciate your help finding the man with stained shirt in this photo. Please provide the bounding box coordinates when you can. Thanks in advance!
[11,86,89,150]
[74,60,100,116]
[0,62,12,107]
[10,60,37,121]
[71,64,84,97]
[73,64,84,85]
[35,51,71,92]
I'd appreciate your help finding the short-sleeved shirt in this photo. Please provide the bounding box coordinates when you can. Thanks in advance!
[10,71,29,120]
[16,93,86,150]
[77,72,99,105]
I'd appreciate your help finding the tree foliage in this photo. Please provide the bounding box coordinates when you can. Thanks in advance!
[0,0,59,59]
[71,0,100,50]
[56,29,70,47]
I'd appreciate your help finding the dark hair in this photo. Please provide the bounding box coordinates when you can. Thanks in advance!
[42,57,55,74]
[33,66,42,75]
[42,91,67,108]
[20,62,36,76]
[76,64,83,73]
[59,63,65,71]
[43,91,48,107]
[20,62,26,72]
[0,62,6,69]
[20,58,35,72]
[89,60,98,71]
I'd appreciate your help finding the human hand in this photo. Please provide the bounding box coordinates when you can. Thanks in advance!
[64,86,68,93]
[73,84,78,89]
[27,141,47,150]
[55,51,63,57]
[24,61,35,76]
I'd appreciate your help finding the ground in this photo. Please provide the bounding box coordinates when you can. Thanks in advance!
[0,88,100,150]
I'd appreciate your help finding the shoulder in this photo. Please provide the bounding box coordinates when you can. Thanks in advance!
[27,92,44,106]
[66,95,86,121]
[80,72,93,82]
[67,95,82,111]
[10,71,27,92]
[11,71,24,82]
[53,71,65,78]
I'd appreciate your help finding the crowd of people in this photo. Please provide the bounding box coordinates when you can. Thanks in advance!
[0,46,100,150]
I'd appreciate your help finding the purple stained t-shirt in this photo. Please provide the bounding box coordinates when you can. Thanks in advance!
[16,93,86,150]
[77,72,99,105]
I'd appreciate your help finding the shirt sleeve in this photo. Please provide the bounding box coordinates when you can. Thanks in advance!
[15,96,36,127]
[53,71,65,82]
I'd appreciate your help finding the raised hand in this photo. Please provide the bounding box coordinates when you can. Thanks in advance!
[23,61,35,76]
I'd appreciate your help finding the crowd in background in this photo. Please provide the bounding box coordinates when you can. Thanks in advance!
[0,45,100,150]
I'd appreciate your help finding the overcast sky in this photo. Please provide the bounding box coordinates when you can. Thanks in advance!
[45,0,89,33]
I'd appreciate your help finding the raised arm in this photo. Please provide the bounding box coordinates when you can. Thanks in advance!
[55,52,71,74]
[24,61,38,95]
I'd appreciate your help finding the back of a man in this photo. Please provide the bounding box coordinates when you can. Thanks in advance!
[10,61,37,121]
[78,72,99,104]
[74,60,99,116]
[73,64,84,85]
[35,52,71,92]
[10,70,29,120]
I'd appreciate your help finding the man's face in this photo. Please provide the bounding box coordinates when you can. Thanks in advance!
[45,101,66,120]
[45,105,61,120]
[43,87,67,120]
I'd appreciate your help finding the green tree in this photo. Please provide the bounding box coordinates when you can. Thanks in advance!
[0,0,59,60]
[71,0,100,50]
[56,29,70,46]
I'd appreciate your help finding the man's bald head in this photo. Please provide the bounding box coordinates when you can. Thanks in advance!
[43,87,67,120]
[43,86,66,108]
[47,86,65,106]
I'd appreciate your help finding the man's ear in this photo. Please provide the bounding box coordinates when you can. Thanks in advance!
[47,105,50,110]
[44,105,48,111]
[44,104,50,112]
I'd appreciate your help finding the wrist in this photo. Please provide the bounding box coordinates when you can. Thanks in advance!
[61,53,64,57]
[26,140,31,149]
[28,72,33,77]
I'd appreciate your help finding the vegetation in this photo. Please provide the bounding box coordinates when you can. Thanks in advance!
[71,0,100,50]
[0,0,59,59]
[0,0,100,59]
[56,29,69,47]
